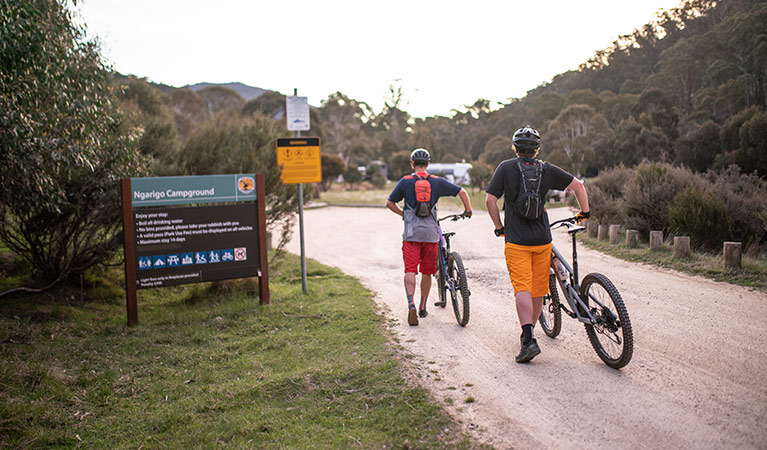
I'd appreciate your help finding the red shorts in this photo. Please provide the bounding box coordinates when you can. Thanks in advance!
[402,241,438,275]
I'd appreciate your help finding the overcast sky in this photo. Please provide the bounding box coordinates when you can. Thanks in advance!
[76,0,683,119]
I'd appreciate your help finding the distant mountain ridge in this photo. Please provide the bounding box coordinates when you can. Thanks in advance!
[184,82,266,101]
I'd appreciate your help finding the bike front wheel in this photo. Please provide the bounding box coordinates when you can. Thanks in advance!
[539,273,562,338]
[448,252,470,327]
[580,273,633,369]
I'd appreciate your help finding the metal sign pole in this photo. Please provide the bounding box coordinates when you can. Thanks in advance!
[295,88,308,294]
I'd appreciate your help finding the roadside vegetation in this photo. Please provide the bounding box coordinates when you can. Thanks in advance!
[580,235,767,291]
[316,186,490,211]
[0,251,480,448]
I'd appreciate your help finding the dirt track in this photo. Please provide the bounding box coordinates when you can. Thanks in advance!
[285,204,767,449]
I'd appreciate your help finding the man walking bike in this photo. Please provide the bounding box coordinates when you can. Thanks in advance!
[485,126,590,362]
[386,148,473,326]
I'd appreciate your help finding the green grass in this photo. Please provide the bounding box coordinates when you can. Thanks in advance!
[316,185,489,210]
[0,252,480,449]
[315,185,567,212]
[581,235,767,291]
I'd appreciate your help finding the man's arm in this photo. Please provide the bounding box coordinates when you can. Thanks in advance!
[457,188,472,216]
[485,193,503,230]
[566,177,589,213]
[385,199,403,217]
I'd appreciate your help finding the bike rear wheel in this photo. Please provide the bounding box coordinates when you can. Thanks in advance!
[435,249,447,308]
[539,273,562,338]
[580,273,633,369]
[448,252,470,327]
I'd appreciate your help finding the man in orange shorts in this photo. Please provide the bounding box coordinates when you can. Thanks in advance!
[386,149,473,326]
[485,126,590,363]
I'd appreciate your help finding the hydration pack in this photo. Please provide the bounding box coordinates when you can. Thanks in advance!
[413,174,433,218]
[514,160,546,220]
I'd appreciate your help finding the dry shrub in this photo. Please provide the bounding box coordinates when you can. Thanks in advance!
[706,166,767,254]
[586,165,632,224]
[668,187,734,250]
[622,162,701,233]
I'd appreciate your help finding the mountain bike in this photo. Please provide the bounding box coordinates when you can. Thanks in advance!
[539,217,634,369]
[434,213,471,326]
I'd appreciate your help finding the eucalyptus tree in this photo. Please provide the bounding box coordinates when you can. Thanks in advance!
[0,0,147,292]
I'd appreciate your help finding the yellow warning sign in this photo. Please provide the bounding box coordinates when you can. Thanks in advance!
[276,137,322,184]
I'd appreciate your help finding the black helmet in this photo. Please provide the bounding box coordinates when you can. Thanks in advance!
[513,126,541,152]
[410,148,431,164]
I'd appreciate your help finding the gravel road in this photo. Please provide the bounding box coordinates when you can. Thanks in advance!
[285,204,767,449]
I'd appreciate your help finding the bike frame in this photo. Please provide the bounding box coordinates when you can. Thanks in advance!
[550,220,598,325]
[437,223,454,290]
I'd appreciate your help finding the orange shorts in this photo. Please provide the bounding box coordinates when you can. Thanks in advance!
[504,242,552,297]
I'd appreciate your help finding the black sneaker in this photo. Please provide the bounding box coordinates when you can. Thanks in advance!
[419,309,428,318]
[515,338,541,363]
[408,308,419,326]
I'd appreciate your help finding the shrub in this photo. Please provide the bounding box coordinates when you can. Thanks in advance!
[0,0,147,287]
[320,153,345,191]
[622,162,700,234]
[668,187,733,250]
[585,165,632,224]
[706,166,767,254]
[178,114,298,250]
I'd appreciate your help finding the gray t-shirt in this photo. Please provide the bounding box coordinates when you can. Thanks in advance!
[388,172,462,243]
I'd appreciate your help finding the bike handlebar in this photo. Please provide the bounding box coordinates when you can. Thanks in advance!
[439,212,471,222]
[550,217,580,229]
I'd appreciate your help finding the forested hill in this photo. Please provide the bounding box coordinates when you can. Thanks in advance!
[119,0,765,181]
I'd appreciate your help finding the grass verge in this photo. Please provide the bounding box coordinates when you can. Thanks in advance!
[316,186,567,212]
[0,251,479,448]
[580,235,767,291]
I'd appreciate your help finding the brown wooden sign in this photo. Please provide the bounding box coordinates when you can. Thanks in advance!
[121,174,269,326]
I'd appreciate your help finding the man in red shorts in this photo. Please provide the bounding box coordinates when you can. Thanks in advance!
[386,148,473,326]
[485,126,590,363]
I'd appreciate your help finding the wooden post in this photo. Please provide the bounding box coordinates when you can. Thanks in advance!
[723,242,742,271]
[650,231,663,250]
[626,230,639,248]
[587,221,598,238]
[609,224,622,244]
[674,236,691,258]
[256,173,270,304]
[598,224,609,241]
[121,179,138,326]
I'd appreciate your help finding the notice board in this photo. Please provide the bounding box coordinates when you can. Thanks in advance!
[121,174,269,326]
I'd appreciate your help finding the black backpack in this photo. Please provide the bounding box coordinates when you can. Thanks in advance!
[513,159,546,220]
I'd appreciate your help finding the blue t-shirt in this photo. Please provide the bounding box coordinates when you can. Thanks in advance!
[388,172,462,243]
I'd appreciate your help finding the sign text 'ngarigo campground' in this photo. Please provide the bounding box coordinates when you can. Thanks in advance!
[121,174,269,326]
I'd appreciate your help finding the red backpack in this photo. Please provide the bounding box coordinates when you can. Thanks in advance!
[413,174,432,217]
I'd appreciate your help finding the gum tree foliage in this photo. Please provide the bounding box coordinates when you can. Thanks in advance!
[116,76,179,175]
[177,114,300,251]
[545,104,613,177]
[0,0,147,288]
[479,135,515,168]
[320,153,345,191]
